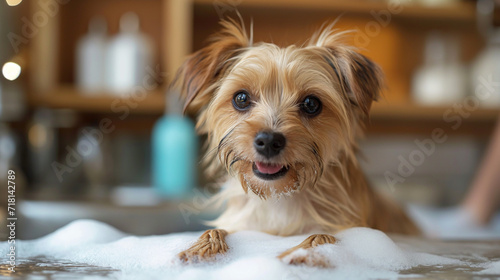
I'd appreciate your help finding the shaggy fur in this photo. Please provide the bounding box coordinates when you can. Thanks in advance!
[178,229,228,263]
[174,19,420,266]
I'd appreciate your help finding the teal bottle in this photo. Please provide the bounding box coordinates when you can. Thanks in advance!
[152,93,198,199]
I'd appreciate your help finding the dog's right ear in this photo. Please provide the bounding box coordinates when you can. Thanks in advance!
[172,19,251,115]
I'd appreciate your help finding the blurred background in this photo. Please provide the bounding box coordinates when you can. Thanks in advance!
[0,0,499,239]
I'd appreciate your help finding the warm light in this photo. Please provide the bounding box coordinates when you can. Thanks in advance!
[2,62,21,81]
[5,0,22,6]
[28,124,48,148]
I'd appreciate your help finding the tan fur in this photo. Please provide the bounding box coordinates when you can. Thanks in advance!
[173,19,420,264]
[278,234,337,267]
[178,229,228,263]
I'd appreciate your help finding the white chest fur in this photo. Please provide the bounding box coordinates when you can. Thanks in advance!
[211,178,320,236]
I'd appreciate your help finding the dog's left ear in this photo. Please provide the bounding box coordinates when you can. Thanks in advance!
[338,51,383,117]
[172,19,251,115]
[311,26,383,117]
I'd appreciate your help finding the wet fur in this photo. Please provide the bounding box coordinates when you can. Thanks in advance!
[175,19,420,265]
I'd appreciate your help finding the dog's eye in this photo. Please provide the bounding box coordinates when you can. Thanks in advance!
[301,96,322,116]
[232,91,251,111]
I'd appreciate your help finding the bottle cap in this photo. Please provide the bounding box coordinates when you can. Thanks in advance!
[119,12,140,33]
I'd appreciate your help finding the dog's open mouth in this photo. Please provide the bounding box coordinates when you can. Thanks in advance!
[252,162,289,180]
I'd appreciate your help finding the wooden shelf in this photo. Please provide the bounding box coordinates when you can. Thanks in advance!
[369,101,499,136]
[28,86,166,115]
[28,86,500,126]
[371,101,500,122]
[196,0,478,22]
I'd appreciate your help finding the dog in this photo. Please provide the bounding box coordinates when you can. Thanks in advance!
[173,19,420,266]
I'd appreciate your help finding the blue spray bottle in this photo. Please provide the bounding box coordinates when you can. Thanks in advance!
[152,91,198,199]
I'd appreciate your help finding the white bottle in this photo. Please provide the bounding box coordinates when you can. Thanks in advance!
[412,32,468,105]
[76,17,108,94]
[471,30,500,107]
[105,12,154,96]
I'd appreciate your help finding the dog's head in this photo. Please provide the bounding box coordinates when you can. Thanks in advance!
[174,20,383,199]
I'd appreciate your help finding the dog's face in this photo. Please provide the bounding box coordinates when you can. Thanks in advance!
[176,21,382,199]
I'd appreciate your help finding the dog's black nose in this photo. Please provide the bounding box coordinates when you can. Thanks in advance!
[254,131,286,158]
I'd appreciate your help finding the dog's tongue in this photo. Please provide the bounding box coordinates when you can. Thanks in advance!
[255,162,283,174]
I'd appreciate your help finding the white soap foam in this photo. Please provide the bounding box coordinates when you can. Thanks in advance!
[408,206,500,239]
[1,219,498,280]
[478,261,500,275]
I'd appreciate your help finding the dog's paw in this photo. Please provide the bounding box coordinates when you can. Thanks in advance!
[278,234,336,267]
[280,248,332,268]
[279,248,331,267]
[178,244,227,263]
[178,229,228,263]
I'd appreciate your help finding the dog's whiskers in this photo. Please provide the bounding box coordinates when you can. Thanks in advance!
[224,150,234,167]
[229,156,241,169]
[202,145,220,162]
[301,142,324,190]
[218,128,235,154]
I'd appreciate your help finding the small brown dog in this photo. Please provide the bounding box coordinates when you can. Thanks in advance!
[174,19,419,266]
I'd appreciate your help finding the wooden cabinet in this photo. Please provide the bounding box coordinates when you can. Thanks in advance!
[24,0,499,135]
